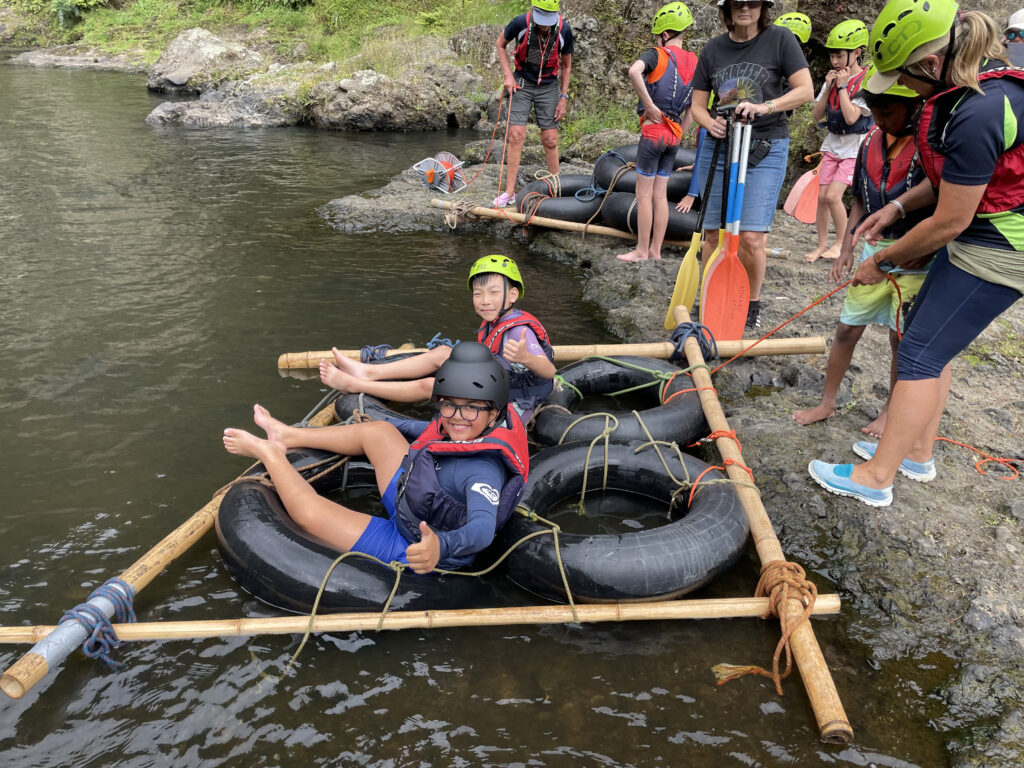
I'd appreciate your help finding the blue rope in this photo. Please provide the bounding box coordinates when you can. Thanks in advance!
[59,578,137,670]
[426,332,456,349]
[359,344,393,363]
[576,148,626,202]
[670,321,718,363]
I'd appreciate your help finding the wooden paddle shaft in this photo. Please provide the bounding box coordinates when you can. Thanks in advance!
[672,305,853,744]
[0,405,340,701]
[277,336,826,370]
[0,595,841,644]
[430,198,690,245]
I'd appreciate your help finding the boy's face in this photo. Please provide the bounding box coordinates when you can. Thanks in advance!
[472,274,519,323]
[829,50,854,70]
[869,101,914,135]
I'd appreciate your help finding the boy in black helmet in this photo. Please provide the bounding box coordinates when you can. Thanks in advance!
[224,342,529,574]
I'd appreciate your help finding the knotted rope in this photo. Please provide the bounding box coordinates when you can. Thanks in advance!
[711,559,818,696]
[359,343,393,363]
[669,321,718,364]
[59,578,138,670]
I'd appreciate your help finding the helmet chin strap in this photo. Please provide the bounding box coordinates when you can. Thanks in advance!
[901,25,958,91]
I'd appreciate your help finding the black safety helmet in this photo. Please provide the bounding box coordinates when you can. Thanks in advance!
[432,341,509,413]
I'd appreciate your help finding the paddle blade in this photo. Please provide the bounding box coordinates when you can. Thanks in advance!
[701,246,750,341]
[784,169,815,216]
[793,172,820,224]
[663,232,703,330]
[698,230,726,326]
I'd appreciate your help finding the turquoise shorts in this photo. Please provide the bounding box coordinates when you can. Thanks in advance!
[840,242,927,331]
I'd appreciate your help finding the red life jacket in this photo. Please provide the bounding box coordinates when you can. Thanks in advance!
[857,126,924,240]
[636,46,697,123]
[477,309,555,412]
[393,411,530,553]
[513,11,564,85]
[825,68,873,135]
[916,66,1024,215]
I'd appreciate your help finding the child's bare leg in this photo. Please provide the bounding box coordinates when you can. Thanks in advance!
[252,404,408,485]
[331,345,451,382]
[319,361,435,402]
[862,328,900,438]
[222,427,374,551]
[822,182,848,259]
[618,174,655,261]
[649,175,670,259]
[793,322,866,425]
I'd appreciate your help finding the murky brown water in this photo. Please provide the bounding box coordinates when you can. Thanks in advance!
[0,54,952,766]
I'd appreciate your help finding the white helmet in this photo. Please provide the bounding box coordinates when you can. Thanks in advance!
[1007,9,1024,34]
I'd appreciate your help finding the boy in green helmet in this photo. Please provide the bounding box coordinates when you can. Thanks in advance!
[617,2,697,263]
[805,19,874,264]
[320,255,556,420]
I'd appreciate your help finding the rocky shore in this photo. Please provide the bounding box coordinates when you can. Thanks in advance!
[5,20,1024,763]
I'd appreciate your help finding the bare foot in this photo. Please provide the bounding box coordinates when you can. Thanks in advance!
[792,403,837,426]
[861,412,887,440]
[330,347,370,380]
[616,250,649,262]
[223,428,281,461]
[320,359,358,392]
[822,243,842,260]
[649,253,663,260]
[252,404,289,450]
[803,247,826,263]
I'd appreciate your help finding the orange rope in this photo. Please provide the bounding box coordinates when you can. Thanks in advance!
[494,89,514,198]
[935,437,1021,479]
[461,90,507,189]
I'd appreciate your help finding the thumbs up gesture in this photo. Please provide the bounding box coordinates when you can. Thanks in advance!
[406,521,441,574]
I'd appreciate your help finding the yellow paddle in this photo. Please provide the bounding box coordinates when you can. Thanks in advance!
[663,130,723,330]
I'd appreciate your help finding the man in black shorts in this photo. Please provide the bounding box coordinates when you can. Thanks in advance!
[494,0,575,208]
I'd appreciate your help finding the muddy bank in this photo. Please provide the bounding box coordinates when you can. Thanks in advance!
[322,156,1024,766]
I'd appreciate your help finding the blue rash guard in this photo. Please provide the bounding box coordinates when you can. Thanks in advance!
[373,417,507,568]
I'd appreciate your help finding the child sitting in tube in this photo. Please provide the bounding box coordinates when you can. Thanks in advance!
[319,255,556,423]
[223,342,529,574]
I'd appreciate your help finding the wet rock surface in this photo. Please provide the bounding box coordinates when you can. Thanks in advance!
[322,149,1024,766]
[147,27,264,95]
[8,44,147,73]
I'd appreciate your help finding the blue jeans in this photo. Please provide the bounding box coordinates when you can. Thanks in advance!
[697,134,789,232]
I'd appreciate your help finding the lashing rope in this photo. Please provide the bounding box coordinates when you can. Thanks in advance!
[669,321,718,363]
[59,578,138,670]
[711,559,818,696]
[360,343,394,363]
[426,332,455,349]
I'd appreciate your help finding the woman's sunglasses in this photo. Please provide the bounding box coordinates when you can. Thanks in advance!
[1006,30,1023,42]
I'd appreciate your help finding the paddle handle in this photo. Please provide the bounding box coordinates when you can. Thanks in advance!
[693,128,723,234]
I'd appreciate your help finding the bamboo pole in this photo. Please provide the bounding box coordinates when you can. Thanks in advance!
[671,305,853,743]
[431,198,693,245]
[278,336,826,370]
[0,405,339,701]
[0,595,841,645]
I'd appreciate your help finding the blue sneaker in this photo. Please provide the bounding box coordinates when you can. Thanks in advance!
[851,441,936,483]
[808,460,893,507]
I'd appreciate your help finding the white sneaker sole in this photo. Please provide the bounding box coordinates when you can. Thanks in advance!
[807,461,893,508]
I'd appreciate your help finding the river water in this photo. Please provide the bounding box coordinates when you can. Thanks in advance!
[0,55,951,766]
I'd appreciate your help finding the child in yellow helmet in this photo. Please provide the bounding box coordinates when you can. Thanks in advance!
[804,19,873,264]
[320,255,556,421]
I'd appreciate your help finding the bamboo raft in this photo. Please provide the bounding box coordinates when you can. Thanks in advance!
[0,314,853,743]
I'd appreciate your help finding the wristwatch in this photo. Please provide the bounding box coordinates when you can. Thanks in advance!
[765,100,776,114]
[560,93,569,100]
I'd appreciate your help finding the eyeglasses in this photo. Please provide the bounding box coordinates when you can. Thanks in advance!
[730,0,762,8]
[437,400,490,421]
[1007,30,1023,42]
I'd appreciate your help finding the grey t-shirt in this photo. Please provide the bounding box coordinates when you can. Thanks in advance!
[692,25,808,139]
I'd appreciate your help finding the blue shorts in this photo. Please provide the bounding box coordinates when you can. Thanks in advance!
[697,134,789,232]
[350,468,411,564]
[897,248,1021,380]
[636,127,678,178]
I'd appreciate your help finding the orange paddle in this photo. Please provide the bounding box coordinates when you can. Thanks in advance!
[784,154,823,224]
[701,115,751,341]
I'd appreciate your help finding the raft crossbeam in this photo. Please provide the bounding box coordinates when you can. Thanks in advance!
[277,336,826,370]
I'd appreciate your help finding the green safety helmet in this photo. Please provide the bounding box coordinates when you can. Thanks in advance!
[531,0,559,12]
[774,12,811,44]
[862,64,920,98]
[869,0,959,74]
[432,341,509,412]
[652,2,694,35]
[468,254,525,297]
[826,19,869,51]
